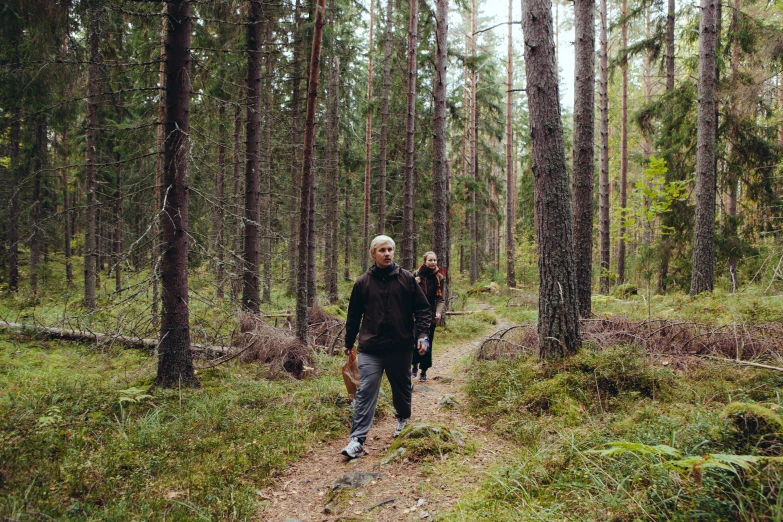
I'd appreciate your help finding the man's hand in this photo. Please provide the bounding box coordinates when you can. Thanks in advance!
[417,338,429,355]
[344,346,353,356]
[435,312,442,321]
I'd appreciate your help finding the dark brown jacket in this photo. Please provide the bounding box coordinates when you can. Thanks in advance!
[345,263,432,353]
[416,270,446,318]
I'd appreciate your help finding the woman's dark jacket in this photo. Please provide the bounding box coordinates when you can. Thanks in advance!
[345,263,432,354]
[416,269,446,319]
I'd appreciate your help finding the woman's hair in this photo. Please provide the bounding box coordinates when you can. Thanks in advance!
[422,251,437,262]
[369,235,396,256]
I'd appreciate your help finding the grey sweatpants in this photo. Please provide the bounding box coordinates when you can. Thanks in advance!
[349,350,413,442]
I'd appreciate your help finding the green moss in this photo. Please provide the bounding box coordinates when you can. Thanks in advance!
[722,402,783,456]
[388,423,472,461]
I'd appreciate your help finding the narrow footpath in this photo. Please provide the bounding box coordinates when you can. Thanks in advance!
[258,308,514,522]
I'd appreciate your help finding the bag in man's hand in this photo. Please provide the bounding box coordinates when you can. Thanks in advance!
[341,348,360,400]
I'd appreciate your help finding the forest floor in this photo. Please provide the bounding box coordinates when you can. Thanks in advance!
[259,305,514,522]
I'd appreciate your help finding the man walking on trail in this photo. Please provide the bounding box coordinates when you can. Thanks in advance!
[341,235,432,459]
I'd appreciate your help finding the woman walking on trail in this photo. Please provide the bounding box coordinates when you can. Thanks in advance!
[412,251,446,382]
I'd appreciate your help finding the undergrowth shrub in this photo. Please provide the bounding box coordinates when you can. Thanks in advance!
[467,344,674,435]
[457,335,783,521]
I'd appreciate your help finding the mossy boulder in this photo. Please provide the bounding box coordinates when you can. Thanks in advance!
[722,402,783,456]
[612,283,638,299]
[388,423,470,461]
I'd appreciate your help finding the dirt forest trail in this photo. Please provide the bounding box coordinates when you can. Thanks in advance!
[258,306,516,522]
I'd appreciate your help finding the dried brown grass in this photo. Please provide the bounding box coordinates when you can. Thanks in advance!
[477,317,783,365]
[238,313,312,379]
[307,305,345,355]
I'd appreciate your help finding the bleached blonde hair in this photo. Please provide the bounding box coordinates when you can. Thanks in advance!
[369,235,395,256]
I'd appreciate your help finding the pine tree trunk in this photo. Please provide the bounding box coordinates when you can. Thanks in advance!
[287,0,303,297]
[307,154,317,306]
[30,119,45,294]
[598,0,610,295]
[325,13,340,303]
[362,0,375,271]
[377,0,393,234]
[690,0,718,295]
[572,0,595,315]
[433,0,449,283]
[402,0,419,271]
[296,0,327,342]
[727,0,740,292]
[216,104,225,299]
[8,110,20,293]
[153,3,166,329]
[505,0,516,289]
[666,0,675,92]
[155,0,198,389]
[232,106,243,302]
[617,0,628,286]
[469,71,479,284]
[658,0,675,292]
[242,0,264,314]
[263,20,273,305]
[84,11,99,310]
[521,0,582,359]
[114,150,122,293]
[343,173,352,281]
[62,126,73,285]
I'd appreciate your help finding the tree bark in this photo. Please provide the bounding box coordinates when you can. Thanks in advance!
[8,110,20,292]
[327,54,341,302]
[377,0,393,234]
[343,173,352,281]
[242,0,264,314]
[62,126,73,285]
[216,104,226,299]
[505,0,516,289]
[433,0,449,283]
[263,19,273,305]
[726,0,740,291]
[84,11,100,310]
[658,0,675,292]
[325,4,340,303]
[402,0,419,271]
[469,73,479,284]
[114,147,122,293]
[296,0,327,342]
[30,119,45,294]
[153,3,167,329]
[232,106,243,302]
[362,0,375,271]
[287,0,303,297]
[307,147,317,306]
[598,0,610,295]
[521,0,582,359]
[155,0,198,389]
[690,0,719,295]
[468,0,478,284]
[666,0,675,92]
[617,0,628,286]
[572,0,595,315]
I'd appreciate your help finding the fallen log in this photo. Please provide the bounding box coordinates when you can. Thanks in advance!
[444,311,477,316]
[0,321,231,354]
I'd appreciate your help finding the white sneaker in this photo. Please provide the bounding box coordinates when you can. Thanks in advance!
[394,418,409,437]
[341,438,364,459]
